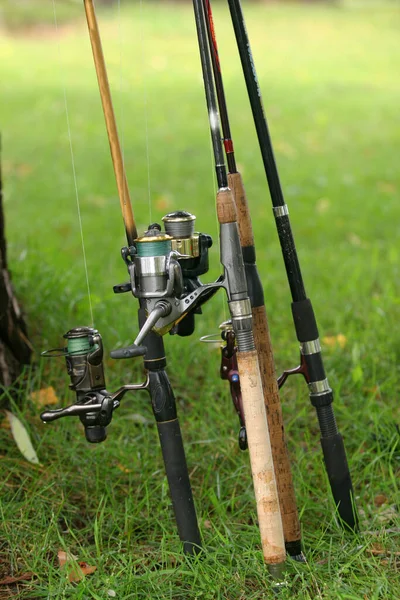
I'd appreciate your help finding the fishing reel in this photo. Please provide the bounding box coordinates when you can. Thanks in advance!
[40,327,148,442]
[112,211,218,360]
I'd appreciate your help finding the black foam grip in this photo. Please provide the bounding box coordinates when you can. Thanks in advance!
[321,434,358,530]
[157,419,202,554]
[291,298,319,342]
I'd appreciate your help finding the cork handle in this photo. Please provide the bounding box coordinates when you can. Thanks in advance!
[236,350,286,565]
[229,170,301,548]
[216,187,237,224]
[228,172,254,247]
[253,305,301,545]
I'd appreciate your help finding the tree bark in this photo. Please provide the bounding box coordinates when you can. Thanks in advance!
[0,138,32,395]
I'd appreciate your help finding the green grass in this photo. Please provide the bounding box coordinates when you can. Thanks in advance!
[0,1,399,598]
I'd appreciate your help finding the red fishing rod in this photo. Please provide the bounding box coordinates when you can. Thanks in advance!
[201,0,303,560]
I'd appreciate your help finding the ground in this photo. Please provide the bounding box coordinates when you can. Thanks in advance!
[0,1,399,598]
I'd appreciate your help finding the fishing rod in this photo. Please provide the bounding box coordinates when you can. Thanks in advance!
[41,0,204,556]
[225,0,357,530]
[201,0,303,560]
[192,0,286,580]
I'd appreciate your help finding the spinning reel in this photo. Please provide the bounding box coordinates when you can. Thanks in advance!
[41,327,148,443]
[41,210,217,440]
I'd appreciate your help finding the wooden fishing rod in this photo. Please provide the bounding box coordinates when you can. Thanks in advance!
[83,0,137,246]
[202,0,303,560]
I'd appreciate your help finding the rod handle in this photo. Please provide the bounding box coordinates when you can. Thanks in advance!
[321,433,358,530]
[236,350,286,568]
[252,305,302,551]
[216,187,237,224]
[227,172,255,248]
[157,419,202,554]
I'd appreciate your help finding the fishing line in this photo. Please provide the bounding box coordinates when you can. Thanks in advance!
[52,0,94,326]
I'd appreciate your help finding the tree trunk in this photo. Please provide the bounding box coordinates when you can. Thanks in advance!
[0,139,32,396]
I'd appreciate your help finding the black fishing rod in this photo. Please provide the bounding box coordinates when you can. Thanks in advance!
[226,0,357,529]
[41,0,202,556]
[192,0,287,579]
[201,0,303,560]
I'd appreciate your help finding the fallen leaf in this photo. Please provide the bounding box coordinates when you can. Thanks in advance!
[5,411,40,465]
[322,334,347,349]
[16,163,33,177]
[367,543,400,557]
[0,572,34,585]
[116,463,132,474]
[275,140,297,158]
[30,386,59,408]
[316,197,330,214]
[374,494,388,507]
[368,543,385,556]
[58,550,97,583]
[58,550,78,568]
[377,505,398,524]
[203,520,212,530]
[362,385,381,399]
[348,233,362,247]
[155,195,171,211]
[377,181,396,195]
[71,562,97,583]
[0,416,11,430]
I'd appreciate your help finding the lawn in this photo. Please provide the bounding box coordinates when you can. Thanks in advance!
[0,1,399,598]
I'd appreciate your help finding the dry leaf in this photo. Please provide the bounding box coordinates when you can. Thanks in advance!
[348,233,362,247]
[203,520,212,530]
[58,550,78,568]
[116,463,132,474]
[30,386,59,408]
[367,543,400,557]
[316,197,330,214]
[377,181,396,195]
[58,550,97,583]
[5,411,40,465]
[70,562,97,583]
[374,494,388,507]
[362,386,381,399]
[0,572,34,585]
[155,195,171,211]
[322,334,347,349]
[377,505,398,524]
[368,543,385,556]
[275,140,297,158]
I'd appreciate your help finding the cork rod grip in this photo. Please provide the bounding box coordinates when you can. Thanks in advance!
[228,170,301,549]
[236,350,286,565]
[252,305,301,545]
[228,172,254,247]
[216,187,237,224]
